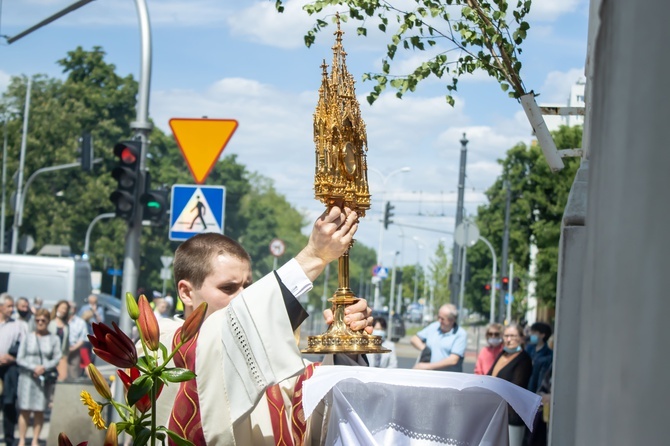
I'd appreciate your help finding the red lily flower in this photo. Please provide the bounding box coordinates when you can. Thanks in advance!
[117,367,164,413]
[137,295,160,351]
[58,432,88,446]
[88,322,138,369]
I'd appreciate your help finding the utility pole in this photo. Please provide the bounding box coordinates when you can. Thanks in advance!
[450,133,468,305]
[11,78,31,254]
[499,180,511,323]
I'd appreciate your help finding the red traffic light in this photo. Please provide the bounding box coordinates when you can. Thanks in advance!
[484,283,491,291]
[502,277,509,284]
[114,141,140,165]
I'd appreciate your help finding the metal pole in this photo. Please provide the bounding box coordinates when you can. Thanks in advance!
[478,236,498,323]
[450,133,468,304]
[506,263,514,323]
[115,0,153,422]
[1,116,8,252]
[272,256,278,271]
[11,78,31,254]
[6,0,96,44]
[388,251,399,339]
[499,180,511,323]
[84,212,115,257]
[458,244,467,312]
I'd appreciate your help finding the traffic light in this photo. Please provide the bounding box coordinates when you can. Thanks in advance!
[483,283,492,294]
[80,132,93,172]
[110,141,141,221]
[501,276,509,291]
[513,277,522,292]
[383,201,394,229]
[141,188,169,225]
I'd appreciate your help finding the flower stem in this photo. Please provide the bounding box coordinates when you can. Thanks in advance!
[151,377,157,446]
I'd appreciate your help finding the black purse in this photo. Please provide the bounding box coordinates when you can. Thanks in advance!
[35,334,59,385]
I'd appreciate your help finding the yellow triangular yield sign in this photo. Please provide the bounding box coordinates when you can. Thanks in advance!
[169,118,239,184]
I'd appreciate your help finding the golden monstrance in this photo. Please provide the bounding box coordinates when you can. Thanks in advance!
[302,19,389,355]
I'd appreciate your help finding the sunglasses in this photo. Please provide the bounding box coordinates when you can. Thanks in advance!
[486,332,501,337]
[35,319,48,323]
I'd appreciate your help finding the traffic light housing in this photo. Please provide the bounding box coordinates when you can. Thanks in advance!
[483,283,492,294]
[110,141,141,221]
[141,188,169,225]
[513,277,522,292]
[80,132,93,172]
[501,276,509,291]
[383,201,394,229]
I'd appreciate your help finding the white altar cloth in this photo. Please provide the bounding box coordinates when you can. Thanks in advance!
[303,366,541,446]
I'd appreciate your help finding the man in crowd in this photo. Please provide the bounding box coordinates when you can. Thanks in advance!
[411,303,468,372]
[154,206,371,445]
[0,293,27,446]
[79,293,105,326]
[14,296,35,331]
[526,321,553,393]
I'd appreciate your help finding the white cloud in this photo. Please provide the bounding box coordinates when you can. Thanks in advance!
[538,68,585,103]
[0,70,11,93]
[528,0,585,22]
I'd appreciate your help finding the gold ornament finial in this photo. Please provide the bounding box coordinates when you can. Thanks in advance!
[313,15,371,217]
[304,17,387,355]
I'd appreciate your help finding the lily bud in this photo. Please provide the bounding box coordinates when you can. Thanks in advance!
[87,364,112,400]
[125,292,140,321]
[137,294,160,351]
[103,422,118,446]
[181,302,208,344]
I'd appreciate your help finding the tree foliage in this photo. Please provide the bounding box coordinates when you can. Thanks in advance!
[1,46,377,302]
[275,0,532,105]
[463,125,582,319]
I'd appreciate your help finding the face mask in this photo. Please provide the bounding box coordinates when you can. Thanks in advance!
[528,334,539,344]
[503,345,521,354]
[17,310,30,318]
[372,329,387,340]
[488,337,503,347]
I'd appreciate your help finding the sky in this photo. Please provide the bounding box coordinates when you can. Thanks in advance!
[0,0,589,273]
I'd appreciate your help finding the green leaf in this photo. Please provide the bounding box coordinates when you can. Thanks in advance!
[501,83,509,92]
[159,342,169,363]
[161,368,196,383]
[128,375,153,407]
[357,27,367,37]
[134,428,152,446]
[166,430,196,446]
[446,95,455,107]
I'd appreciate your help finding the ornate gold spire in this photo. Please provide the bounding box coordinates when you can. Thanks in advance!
[313,14,371,217]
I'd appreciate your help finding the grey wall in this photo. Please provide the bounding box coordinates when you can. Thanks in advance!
[570,0,670,444]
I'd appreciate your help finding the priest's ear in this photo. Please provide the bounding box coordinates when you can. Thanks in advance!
[177,280,195,310]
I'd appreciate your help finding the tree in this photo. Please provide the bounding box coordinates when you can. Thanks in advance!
[275,0,532,105]
[1,46,380,299]
[463,126,582,319]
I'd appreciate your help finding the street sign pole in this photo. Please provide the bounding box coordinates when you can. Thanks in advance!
[115,0,152,426]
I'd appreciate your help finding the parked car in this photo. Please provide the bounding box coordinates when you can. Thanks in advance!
[96,293,121,327]
[371,310,406,342]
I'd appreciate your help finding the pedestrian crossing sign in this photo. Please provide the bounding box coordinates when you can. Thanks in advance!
[169,184,226,241]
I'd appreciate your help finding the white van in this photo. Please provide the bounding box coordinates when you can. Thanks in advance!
[0,254,92,310]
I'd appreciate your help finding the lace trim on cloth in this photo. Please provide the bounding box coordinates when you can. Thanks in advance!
[331,416,468,446]
[227,307,266,389]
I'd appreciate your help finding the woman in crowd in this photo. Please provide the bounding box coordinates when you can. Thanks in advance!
[474,322,504,375]
[47,300,70,381]
[16,308,62,446]
[488,323,532,446]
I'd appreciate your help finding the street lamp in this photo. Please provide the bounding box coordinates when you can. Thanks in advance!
[478,236,498,323]
[411,236,424,304]
[367,166,411,310]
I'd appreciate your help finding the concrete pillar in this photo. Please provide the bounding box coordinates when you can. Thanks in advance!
[550,161,588,446]
[572,1,670,444]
